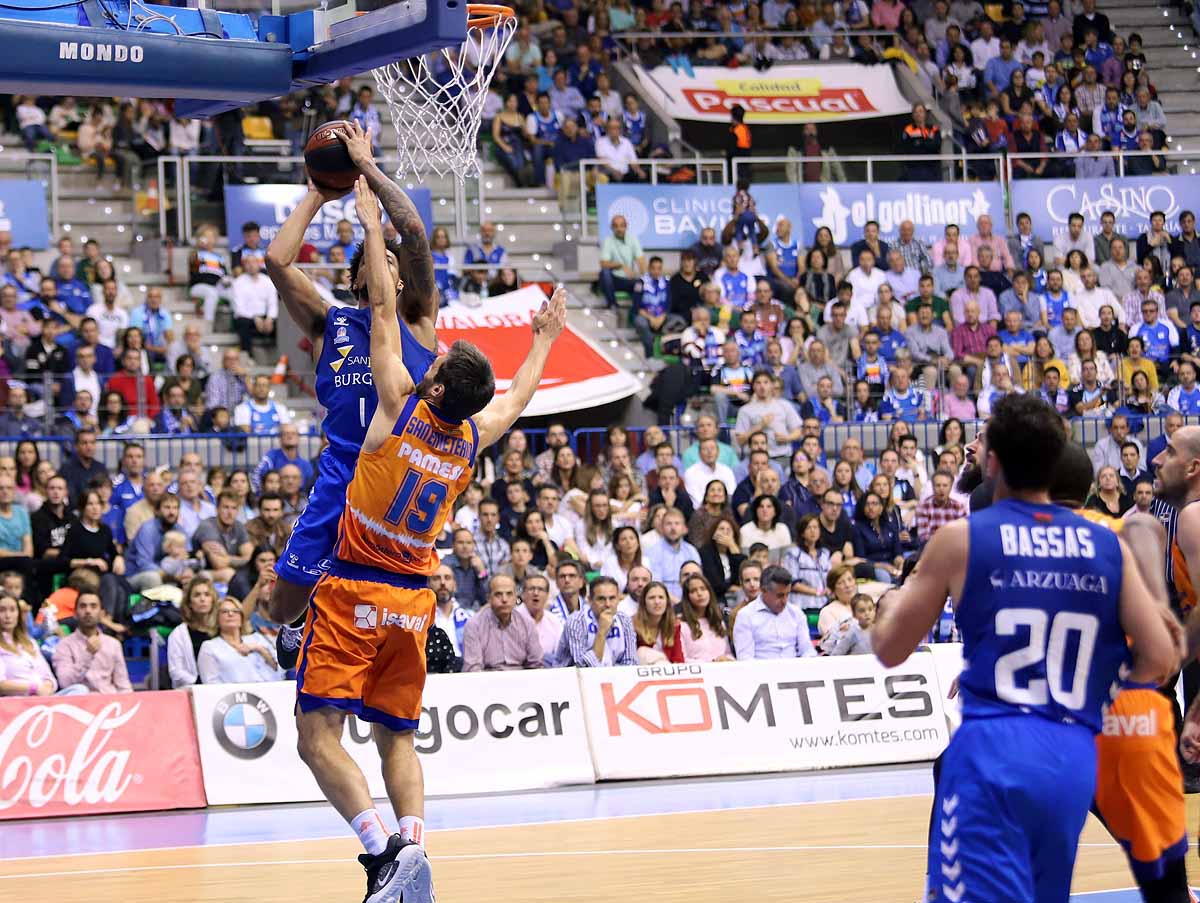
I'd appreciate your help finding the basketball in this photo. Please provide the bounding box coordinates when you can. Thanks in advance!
[304,120,359,192]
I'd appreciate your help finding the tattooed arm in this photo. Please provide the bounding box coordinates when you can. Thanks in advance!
[336,120,438,324]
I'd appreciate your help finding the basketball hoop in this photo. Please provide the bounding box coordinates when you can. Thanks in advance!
[372,4,517,182]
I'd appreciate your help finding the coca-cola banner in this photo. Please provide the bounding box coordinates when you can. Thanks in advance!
[0,692,207,820]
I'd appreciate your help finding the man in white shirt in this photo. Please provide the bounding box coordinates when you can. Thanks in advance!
[517,574,560,668]
[884,249,920,302]
[1052,212,1093,266]
[84,279,128,348]
[684,438,737,506]
[431,564,471,658]
[847,248,887,314]
[175,470,216,542]
[69,345,102,415]
[969,17,1001,70]
[230,254,278,353]
[732,566,818,659]
[1071,267,1119,329]
[595,118,645,183]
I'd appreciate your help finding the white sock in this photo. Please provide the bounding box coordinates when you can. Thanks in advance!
[350,809,391,856]
[398,815,425,847]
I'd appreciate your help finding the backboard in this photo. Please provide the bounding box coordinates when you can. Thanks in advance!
[0,0,468,117]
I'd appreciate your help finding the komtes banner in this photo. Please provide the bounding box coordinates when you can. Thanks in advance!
[224,184,433,253]
[598,182,1004,249]
[632,63,910,124]
[1010,174,1200,241]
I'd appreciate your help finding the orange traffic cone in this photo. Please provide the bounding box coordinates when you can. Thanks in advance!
[272,353,288,384]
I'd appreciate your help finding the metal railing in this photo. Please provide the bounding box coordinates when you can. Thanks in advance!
[0,150,60,240]
[578,155,727,239]
[1004,148,1195,180]
[731,151,1003,187]
[154,154,480,244]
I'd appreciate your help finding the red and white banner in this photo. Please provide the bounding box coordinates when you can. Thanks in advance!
[576,655,949,781]
[633,63,910,124]
[0,692,206,820]
[434,286,641,416]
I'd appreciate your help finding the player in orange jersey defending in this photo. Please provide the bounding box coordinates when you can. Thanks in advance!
[293,177,567,903]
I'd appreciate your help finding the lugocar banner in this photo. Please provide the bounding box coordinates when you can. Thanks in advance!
[190,671,594,806]
[577,655,949,781]
[223,184,433,254]
[0,180,50,249]
[598,182,1004,249]
[435,285,640,416]
[633,63,910,124]
[1011,174,1200,240]
[0,691,206,819]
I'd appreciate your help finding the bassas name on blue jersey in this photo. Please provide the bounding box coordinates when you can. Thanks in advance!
[998,524,1096,560]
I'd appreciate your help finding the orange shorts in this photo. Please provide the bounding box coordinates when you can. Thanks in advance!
[1095,686,1188,878]
[295,563,434,732]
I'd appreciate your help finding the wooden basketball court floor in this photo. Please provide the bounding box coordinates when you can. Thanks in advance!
[0,766,1192,903]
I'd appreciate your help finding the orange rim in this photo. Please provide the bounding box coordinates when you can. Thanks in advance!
[466,3,515,27]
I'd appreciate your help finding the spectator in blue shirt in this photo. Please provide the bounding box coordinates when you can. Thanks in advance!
[1131,297,1179,370]
[870,303,907,362]
[733,310,766,368]
[567,45,602,99]
[52,256,91,325]
[1167,361,1200,413]
[251,422,315,494]
[129,287,173,367]
[127,493,184,590]
[109,443,145,515]
[551,118,595,213]
[855,331,890,392]
[983,39,1022,98]
[643,507,700,599]
[349,85,382,156]
[879,365,931,421]
[632,257,676,357]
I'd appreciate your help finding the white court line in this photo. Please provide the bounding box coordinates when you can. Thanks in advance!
[0,842,1123,882]
[0,791,933,863]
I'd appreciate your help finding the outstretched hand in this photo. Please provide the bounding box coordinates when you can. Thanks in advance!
[532,285,568,343]
[335,120,376,169]
[354,176,382,232]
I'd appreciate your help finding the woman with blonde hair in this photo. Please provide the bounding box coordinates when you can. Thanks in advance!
[679,574,734,662]
[0,593,56,696]
[1086,466,1132,518]
[634,581,683,664]
[818,564,859,638]
[196,597,282,684]
[167,576,219,688]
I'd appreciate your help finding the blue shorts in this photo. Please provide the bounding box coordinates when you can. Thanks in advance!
[928,716,1096,903]
[276,447,355,587]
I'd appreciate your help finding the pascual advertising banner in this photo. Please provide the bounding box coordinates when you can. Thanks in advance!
[577,655,949,781]
[633,63,910,123]
[436,286,640,415]
[190,671,594,805]
[0,692,206,819]
[0,180,51,249]
[223,184,433,254]
[1011,174,1200,241]
[598,182,1004,249]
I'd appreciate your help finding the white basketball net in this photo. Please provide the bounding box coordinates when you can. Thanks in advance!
[372,10,517,182]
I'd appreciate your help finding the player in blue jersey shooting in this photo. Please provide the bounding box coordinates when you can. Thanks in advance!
[264,121,438,667]
[873,394,1178,903]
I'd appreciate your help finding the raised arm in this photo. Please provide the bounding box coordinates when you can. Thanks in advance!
[356,177,414,440]
[474,286,568,449]
[264,184,340,342]
[338,120,438,323]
